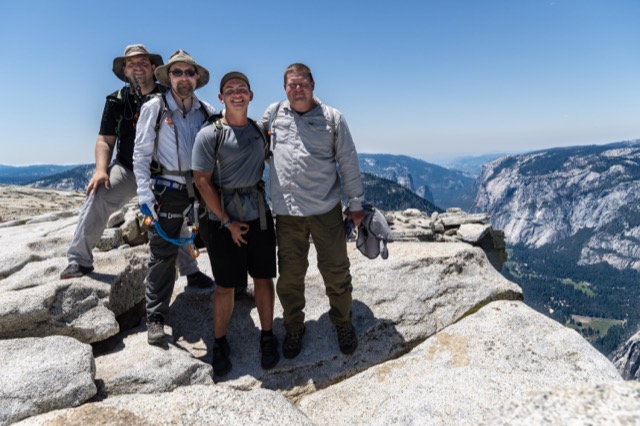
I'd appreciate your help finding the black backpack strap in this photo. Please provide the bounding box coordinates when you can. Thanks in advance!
[113,86,128,145]
[149,93,168,175]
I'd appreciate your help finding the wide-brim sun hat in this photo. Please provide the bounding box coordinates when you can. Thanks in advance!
[154,49,210,90]
[112,44,163,82]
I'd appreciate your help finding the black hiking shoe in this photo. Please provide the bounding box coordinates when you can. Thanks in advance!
[60,263,94,279]
[146,316,166,346]
[260,334,280,370]
[282,327,305,359]
[212,339,232,376]
[336,324,358,355]
[186,271,214,288]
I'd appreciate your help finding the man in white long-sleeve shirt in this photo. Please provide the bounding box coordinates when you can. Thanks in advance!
[133,50,215,345]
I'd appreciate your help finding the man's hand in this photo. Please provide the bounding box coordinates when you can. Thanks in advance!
[140,202,159,222]
[227,220,250,247]
[86,170,110,195]
[347,210,365,227]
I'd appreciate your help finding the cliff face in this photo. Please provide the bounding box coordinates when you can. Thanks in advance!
[0,185,632,425]
[358,153,476,209]
[473,141,640,271]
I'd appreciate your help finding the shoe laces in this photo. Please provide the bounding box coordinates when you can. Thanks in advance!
[284,330,303,348]
[261,336,277,354]
[213,342,228,361]
[336,325,355,343]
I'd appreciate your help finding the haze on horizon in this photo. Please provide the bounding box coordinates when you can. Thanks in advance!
[1,0,638,166]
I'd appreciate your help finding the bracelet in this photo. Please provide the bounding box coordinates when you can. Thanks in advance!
[223,218,233,228]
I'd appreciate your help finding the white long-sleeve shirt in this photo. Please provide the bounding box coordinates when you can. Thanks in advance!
[133,91,215,207]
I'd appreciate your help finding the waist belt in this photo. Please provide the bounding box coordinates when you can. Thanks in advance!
[152,177,186,192]
[158,211,186,219]
[218,183,268,231]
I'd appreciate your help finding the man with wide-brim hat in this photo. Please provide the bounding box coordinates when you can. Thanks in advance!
[61,44,214,291]
[133,49,216,345]
[154,49,210,90]
[112,44,164,82]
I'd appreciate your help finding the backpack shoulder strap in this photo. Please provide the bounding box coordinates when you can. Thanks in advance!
[116,86,127,101]
[267,101,283,133]
[113,86,129,142]
[324,104,339,149]
[249,118,271,159]
[148,93,168,175]
[203,113,225,159]
[153,93,168,133]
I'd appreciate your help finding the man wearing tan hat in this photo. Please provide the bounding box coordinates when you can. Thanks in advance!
[133,50,216,345]
[60,44,214,290]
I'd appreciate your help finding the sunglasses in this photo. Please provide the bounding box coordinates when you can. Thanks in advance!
[170,69,197,78]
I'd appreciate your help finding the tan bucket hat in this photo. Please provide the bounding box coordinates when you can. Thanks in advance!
[154,50,210,90]
[112,44,163,82]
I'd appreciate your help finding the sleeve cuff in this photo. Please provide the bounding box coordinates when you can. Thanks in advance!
[348,196,364,212]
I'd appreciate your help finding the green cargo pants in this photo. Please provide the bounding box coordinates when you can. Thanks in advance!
[275,203,353,332]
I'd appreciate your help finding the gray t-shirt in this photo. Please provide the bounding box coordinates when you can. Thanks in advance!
[192,121,266,222]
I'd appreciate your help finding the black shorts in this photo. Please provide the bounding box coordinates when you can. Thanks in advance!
[205,211,276,288]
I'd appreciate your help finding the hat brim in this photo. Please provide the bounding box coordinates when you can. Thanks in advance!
[155,63,210,89]
[112,53,164,82]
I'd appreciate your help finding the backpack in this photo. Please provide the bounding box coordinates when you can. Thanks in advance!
[147,92,211,177]
[114,85,167,143]
[266,100,339,150]
[206,113,270,161]
[204,113,271,230]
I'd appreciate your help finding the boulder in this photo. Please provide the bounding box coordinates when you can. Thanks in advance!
[14,385,315,426]
[298,300,622,425]
[0,336,96,425]
[483,380,640,425]
[0,207,148,343]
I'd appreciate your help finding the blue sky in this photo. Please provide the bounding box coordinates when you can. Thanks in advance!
[1,0,639,166]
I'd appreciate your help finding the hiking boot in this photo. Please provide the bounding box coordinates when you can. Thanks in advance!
[147,317,166,345]
[212,339,232,376]
[336,324,358,355]
[260,334,280,370]
[282,327,305,359]
[60,263,94,279]
[186,271,214,288]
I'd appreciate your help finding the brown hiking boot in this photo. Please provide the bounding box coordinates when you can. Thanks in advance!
[147,317,166,345]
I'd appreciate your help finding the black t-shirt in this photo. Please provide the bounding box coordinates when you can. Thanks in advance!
[99,85,164,171]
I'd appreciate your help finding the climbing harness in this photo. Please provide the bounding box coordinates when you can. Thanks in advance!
[141,203,200,258]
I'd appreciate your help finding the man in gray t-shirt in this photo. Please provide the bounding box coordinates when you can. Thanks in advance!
[192,72,279,377]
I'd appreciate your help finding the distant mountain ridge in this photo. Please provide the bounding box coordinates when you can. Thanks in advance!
[2,155,472,212]
[473,140,640,270]
[440,153,506,178]
[361,172,441,214]
[0,164,79,185]
[0,163,439,214]
[358,153,476,209]
[472,139,640,355]
[27,164,95,191]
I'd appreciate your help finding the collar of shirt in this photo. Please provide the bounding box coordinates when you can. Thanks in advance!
[165,90,203,115]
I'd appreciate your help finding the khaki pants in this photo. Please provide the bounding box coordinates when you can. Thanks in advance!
[67,160,198,275]
[276,203,353,332]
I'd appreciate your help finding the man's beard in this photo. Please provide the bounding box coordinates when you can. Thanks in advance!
[175,82,194,98]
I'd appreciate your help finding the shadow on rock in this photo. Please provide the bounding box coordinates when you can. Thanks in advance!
[258,299,407,400]
[168,285,216,362]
